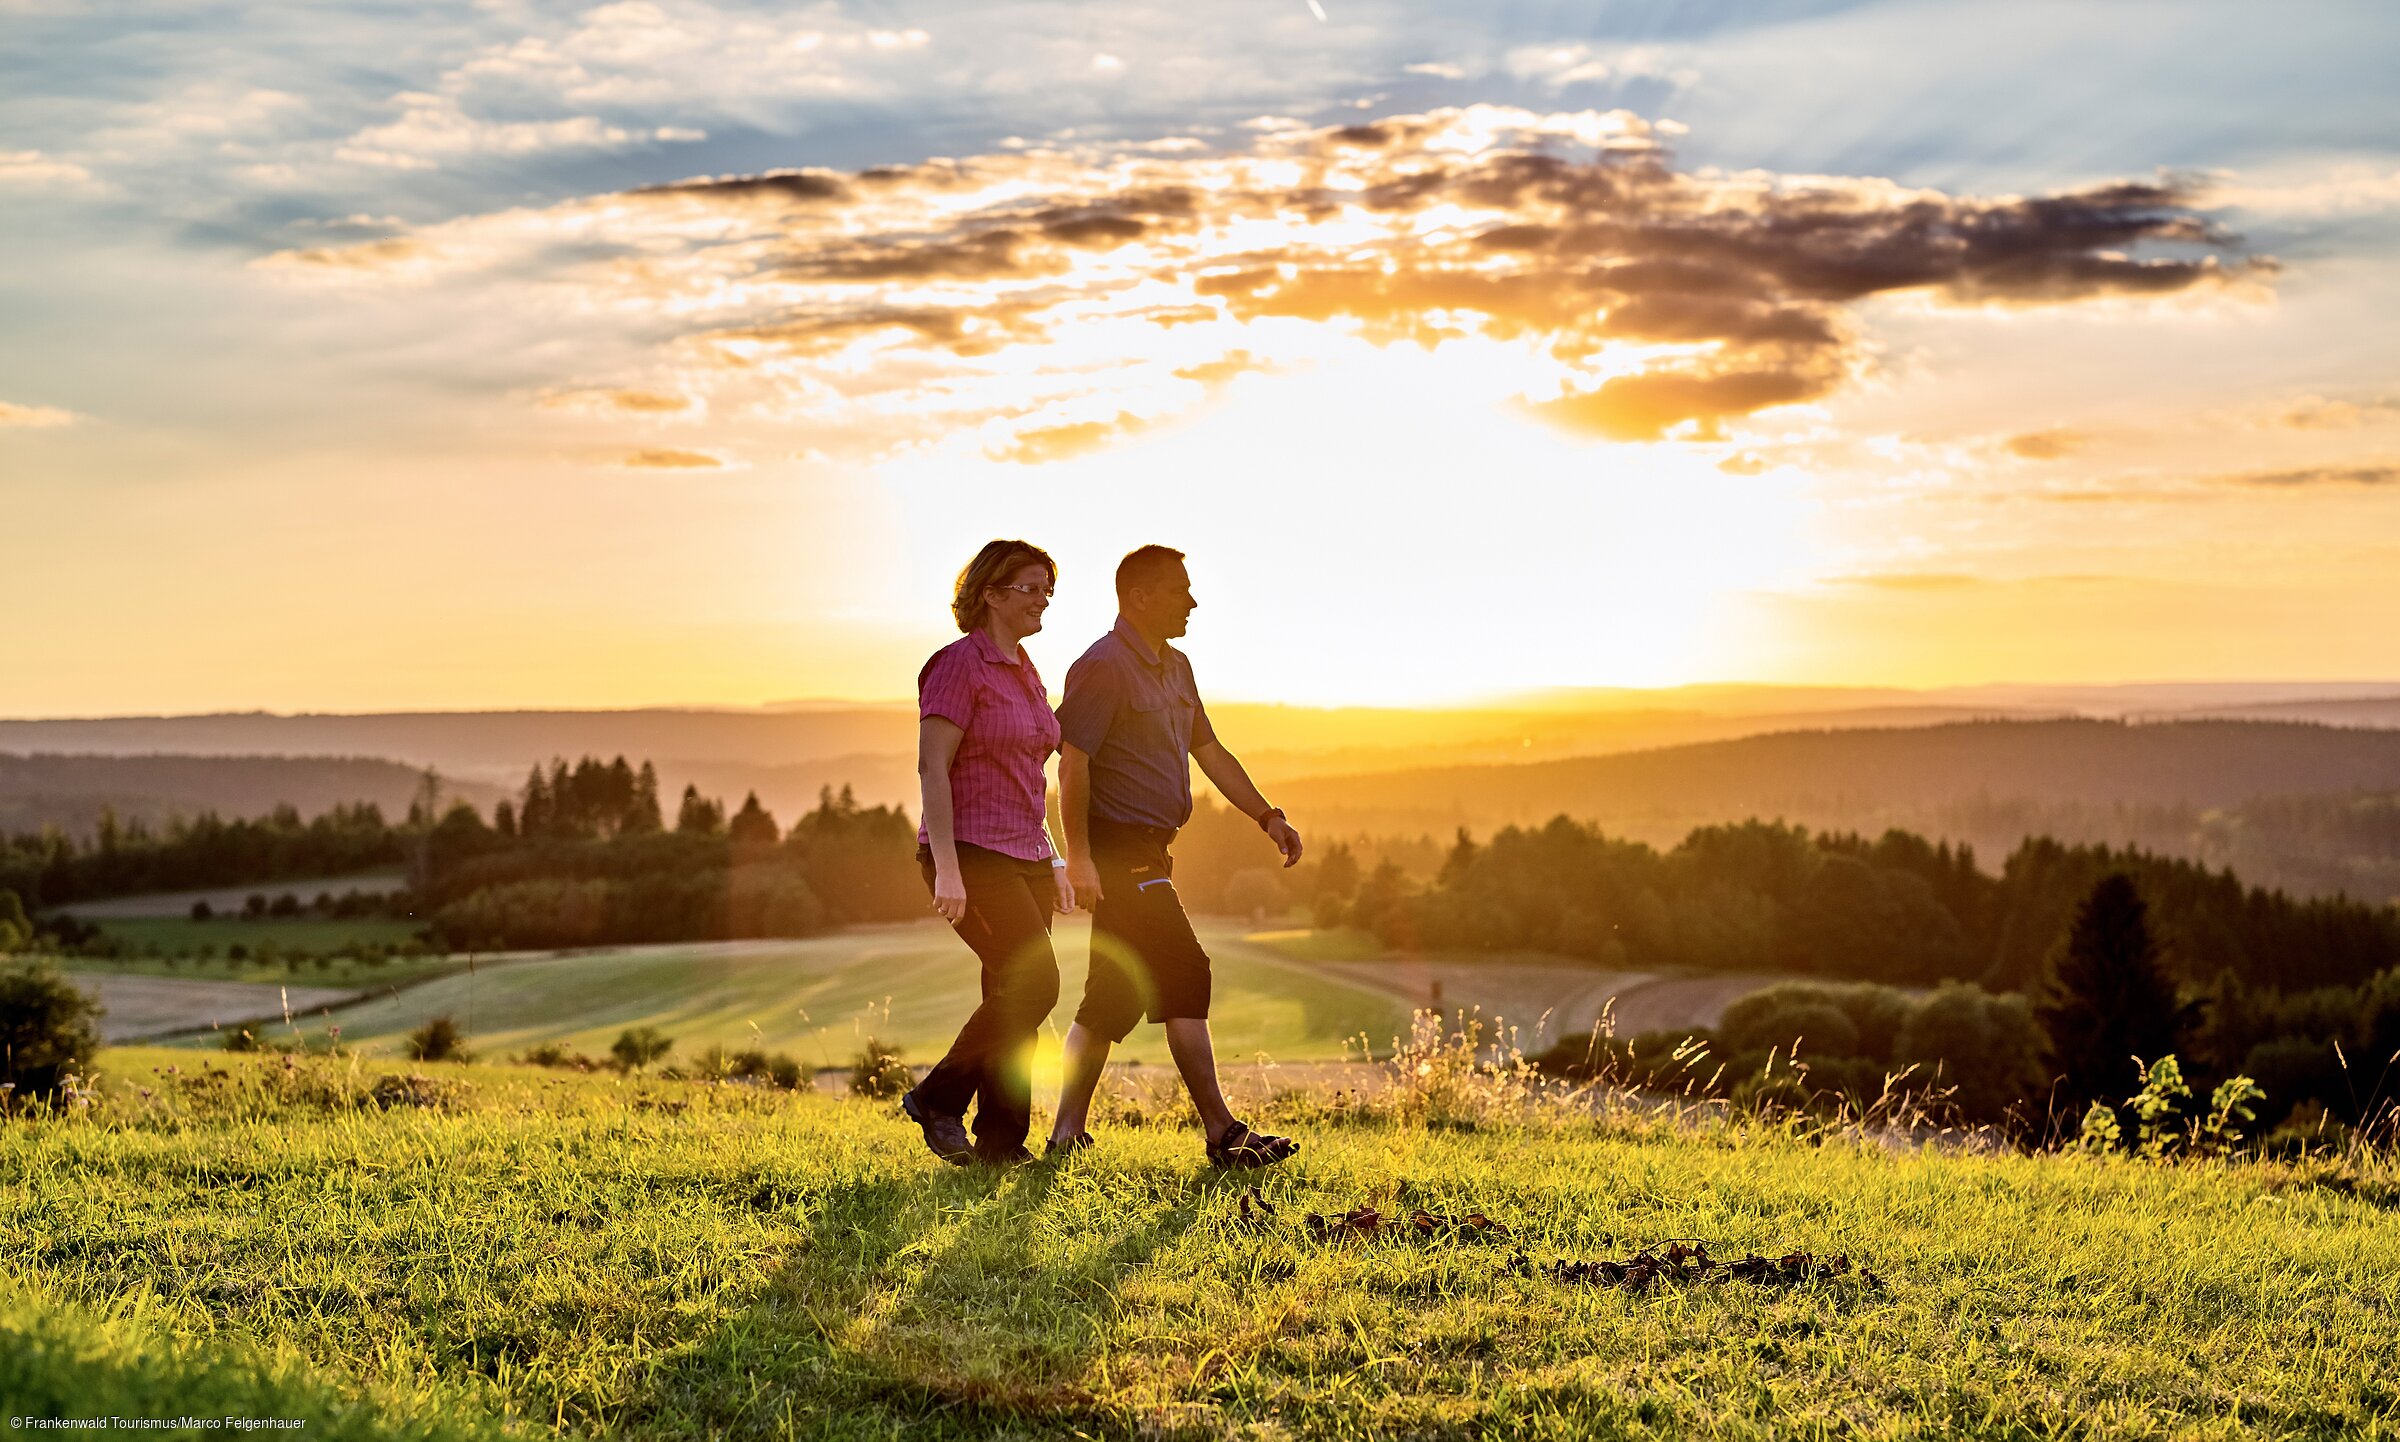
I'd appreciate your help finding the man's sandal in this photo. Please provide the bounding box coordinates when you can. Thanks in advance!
[1206,1119,1299,1169]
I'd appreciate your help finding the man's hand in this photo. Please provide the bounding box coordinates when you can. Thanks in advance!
[1264,814,1304,868]
[1067,854,1104,906]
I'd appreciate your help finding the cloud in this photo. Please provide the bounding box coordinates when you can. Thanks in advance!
[0,400,78,428]
[1829,572,1980,590]
[993,411,1149,464]
[2271,396,2399,430]
[542,387,697,415]
[0,149,99,189]
[1405,62,1466,80]
[337,93,703,169]
[2223,462,2399,488]
[264,105,2269,461]
[2003,428,2087,460]
[0,398,77,427]
[618,447,724,468]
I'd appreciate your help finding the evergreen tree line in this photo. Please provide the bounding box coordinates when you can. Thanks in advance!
[1342,816,2400,996]
[0,801,405,910]
[417,763,920,950]
[1525,845,2400,1136]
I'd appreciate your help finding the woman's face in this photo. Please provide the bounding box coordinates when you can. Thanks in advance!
[984,561,1053,637]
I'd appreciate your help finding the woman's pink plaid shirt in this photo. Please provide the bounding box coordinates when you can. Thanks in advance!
[915,628,1060,862]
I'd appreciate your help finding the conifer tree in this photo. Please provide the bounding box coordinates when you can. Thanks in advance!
[676,785,725,836]
[519,765,551,839]
[626,762,663,833]
[728,791,780,848]
[2034,871,2188,1120]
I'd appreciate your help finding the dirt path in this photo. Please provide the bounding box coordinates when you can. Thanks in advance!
[75,975,364,1042]
[1296,958,1793,1053]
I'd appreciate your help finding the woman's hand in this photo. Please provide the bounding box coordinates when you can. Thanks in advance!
[1053,865,1077,914]
[931,862,968,922]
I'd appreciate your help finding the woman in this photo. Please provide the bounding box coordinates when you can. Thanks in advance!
[900,538,1075,1166]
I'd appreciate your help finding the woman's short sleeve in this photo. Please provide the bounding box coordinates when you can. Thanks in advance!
[917,644,977,730]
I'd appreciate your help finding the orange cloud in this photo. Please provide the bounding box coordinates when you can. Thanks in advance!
[993,412,1148,464]
[0,400,78,428]
[618,448,724,469]
[2004,428,2088,460]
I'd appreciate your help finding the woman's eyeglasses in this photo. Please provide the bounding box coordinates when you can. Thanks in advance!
[993,583,1055,599]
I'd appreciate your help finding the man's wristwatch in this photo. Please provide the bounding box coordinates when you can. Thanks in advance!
[1255,806,1285,833]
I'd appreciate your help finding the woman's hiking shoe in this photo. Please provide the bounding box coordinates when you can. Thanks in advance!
[1206,1119,1299,1169]
[900,1090,974,1166]
[1044,1131,1095,1161]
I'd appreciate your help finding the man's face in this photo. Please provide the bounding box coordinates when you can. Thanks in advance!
[1132,561,1196,640]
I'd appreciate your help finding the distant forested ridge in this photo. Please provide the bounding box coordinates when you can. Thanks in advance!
[1352,816,2400,996]
[0,752,504,842]
[1275,719,2400,903]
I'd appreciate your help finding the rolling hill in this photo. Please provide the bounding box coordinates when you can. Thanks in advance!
[0,753,505,839]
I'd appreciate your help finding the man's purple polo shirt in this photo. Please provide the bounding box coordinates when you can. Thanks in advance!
[1056,616,1217,830]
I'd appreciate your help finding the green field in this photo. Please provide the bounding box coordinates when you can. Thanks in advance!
[187,920,1413,1068]
[5,1047,2396,1439]
[94,915,426,961]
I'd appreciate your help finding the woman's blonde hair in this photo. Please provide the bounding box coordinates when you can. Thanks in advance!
[951,538,1057,633]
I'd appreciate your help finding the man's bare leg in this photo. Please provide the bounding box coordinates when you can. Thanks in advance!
[1164,1017,1238,1144]
[1049,1021,1112,1144]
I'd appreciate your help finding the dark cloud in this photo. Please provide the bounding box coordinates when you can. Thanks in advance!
[2226,463,2399,487]
[635,170,849,205]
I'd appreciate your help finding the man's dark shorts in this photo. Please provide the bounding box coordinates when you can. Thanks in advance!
[1074,818,1211,1042]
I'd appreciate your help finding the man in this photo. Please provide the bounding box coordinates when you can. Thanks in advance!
[1046,544,1305,1167]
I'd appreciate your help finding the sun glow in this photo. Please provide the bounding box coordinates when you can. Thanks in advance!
[873,336,1820,706]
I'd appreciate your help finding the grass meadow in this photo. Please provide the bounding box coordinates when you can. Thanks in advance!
[4,1045,2398,1440]
[171,919,1414,1068]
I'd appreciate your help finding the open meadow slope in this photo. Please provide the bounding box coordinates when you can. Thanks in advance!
[3,1050,2396,1440]
[190,920,1414,1068]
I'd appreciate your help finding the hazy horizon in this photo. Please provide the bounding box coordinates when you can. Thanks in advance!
[5,676,2400,726]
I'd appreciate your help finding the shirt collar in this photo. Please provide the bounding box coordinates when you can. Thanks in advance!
[968,627,1022,666]
[1112,614,1168,669]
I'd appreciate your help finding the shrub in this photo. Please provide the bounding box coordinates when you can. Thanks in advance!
[1893,983,2048,1125]
[222,1027,259,1054]
[269,893,301,918]
[726,1048,811,1089]
[0,891,29,954]
[1720,992,1861,1060]
[0,961,104,1100]
[404,1015,471,1063]
[848,1038,911,1099]
[188,899,214,922]
[610,1025,674,1071]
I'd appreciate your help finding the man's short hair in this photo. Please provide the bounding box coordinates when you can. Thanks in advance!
[1115,544,1186,604]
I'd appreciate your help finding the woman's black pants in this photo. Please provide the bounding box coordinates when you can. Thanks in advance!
[915,842,1060,1159]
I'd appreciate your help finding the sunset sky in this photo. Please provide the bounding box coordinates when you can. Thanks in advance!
[4,0,2398,715]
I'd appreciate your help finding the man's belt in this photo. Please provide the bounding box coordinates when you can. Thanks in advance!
[1090,816,1178,846]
